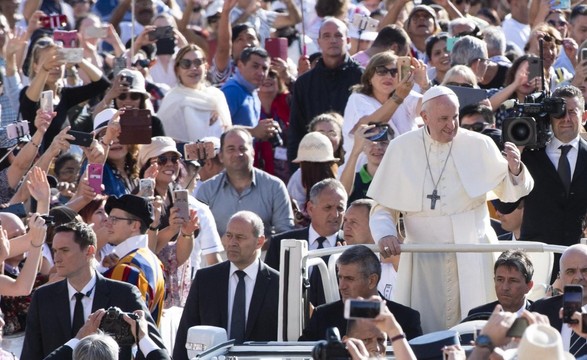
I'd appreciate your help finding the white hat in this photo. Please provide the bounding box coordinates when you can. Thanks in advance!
[422,85,458,105]
[118,69,149,96]
[293,132,339,163]
[503,324,574,360]
[137,136,182,168]
[93,108,118,132]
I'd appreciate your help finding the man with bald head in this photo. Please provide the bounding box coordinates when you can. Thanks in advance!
[531,244,587,357]
[287,17,363,172]
[368,85,534,332]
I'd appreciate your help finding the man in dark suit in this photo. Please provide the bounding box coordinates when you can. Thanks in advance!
[21,222,165,360]
[492,199,524,241]
[299,245,422,341]
[531,244,587,358]
[521,85,587,280]
[173,211,279,360]
[266,178,346,306]
[466,250,534,319]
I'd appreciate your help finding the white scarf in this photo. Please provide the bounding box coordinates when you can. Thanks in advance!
[157,84,232,142]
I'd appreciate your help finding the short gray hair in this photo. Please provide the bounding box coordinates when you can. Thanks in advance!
[450,36,488,66]
[336,245,381,281]
[73,333,119,360]
[482,26,506,57]
[308,178,347,204]
[230,210,265,238]
[448,18,476,36]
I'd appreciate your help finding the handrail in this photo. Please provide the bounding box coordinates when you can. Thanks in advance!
[304,242,568,259]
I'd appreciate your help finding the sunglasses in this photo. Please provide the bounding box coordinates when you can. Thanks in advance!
[446,81,474,88]
[178,58,204,69]
[374,66,398,77]
[156,155,180,165]
[541,34,562,45]
[461,122,489,132]
[547,20,568,27]
[133,59,152,68]
[117,93,143,101]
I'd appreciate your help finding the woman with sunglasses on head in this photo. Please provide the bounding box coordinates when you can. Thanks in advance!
[137,136,222,308]
[20,37,110,148]
[157,44,231,144]
[343,51,424,165]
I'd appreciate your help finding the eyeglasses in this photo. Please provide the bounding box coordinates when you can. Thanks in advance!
[547,20,568,27]
[133,59,152,68]
[117,93,143,101]
[156,155,180,165]
[446,81,474,88]
[178,58,204,69]
[541,34,563,45]
[374,66,398,77]
[461,122,489,132]
[108,216,140,224]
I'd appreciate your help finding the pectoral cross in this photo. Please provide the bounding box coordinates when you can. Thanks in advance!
[427,189,440,210]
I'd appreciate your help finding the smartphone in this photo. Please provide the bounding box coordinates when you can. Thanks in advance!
[53,30,78,48]
[87,163,104,194]
[6,121,30,139]
[563,284,583,324]
[184,141,216,161]
[344,299,383,319]
[528,57,543,82]
[139,178,155,198]
[351,13,379,32]
[365,124,392,141]
[57,48,83,63]
[84,25,108,39]
[265,38,288,61]
[120,75,133,86]
[0,203,27,218]
[148,25,174,41]
[551,0,571,10]
[40,14,67,29]
[39,215,55,226]
[113,56,127,77]
[156,38,175,55]
[173,189,189,221]
[40,90,53,113]
[506,317,529,338]
[397,56,411,82]
[67,130,93,147]
[581,48,587,63]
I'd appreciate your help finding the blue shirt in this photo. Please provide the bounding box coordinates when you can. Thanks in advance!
[221,70,260,128]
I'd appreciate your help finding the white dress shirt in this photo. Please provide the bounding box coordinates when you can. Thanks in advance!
[67,273,97,327]
[226,259,260,337]
[546,136,580,179]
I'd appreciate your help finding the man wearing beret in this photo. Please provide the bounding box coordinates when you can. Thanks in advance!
[103,194,166,325]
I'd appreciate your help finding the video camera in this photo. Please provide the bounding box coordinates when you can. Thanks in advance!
[501,92,566,150]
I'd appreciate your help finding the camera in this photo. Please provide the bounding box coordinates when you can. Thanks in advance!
[501,92,566,150]
[99,307,139,346]
[311,327,351,360]
[270,131,283,147]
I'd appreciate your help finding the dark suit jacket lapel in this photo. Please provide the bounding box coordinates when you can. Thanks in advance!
[245,262,272,339]
[91,273,112,312]
[53,280,73,339]
[220,262,230,329]
[573,139,587,182]
[536,148,563,185]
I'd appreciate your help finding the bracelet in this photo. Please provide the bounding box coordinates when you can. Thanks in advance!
[148,225,159,231]
[100,139,112,147]
[180,231,193,238]
[31,141,40,148]
[391,93,404,105]
[31,241,44,248]
[390,333,406,343]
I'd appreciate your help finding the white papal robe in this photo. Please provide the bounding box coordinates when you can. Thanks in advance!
[367,127,534,333]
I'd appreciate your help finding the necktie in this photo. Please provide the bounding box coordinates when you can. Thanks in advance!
[558,145,572,194]
[316,236,327,249]
[570,331,587,357]
[71,292,85,337]
[230,270,247,344]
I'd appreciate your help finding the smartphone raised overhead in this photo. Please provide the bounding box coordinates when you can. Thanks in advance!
[40,90,53,113]
[66,130,93,147]
[53,30,78,48]
[84,25,108,39]
[563,284,583,324]
[184,141,216,161]
[87,163,104,194]
[396,56,411,82]
[173,189,189,221]
[344,299,384,320]
[148,26,174,41]
[527,57,543,83]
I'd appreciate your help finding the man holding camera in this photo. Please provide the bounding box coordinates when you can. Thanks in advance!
[370,86,533,333]
[520,85,587,281]
[21,222,166,360]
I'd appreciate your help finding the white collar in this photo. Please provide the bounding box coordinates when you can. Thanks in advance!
[67,272,97,300]
[112,234,149,258]
[308,224,339,248]
[547,135,580,152]
[229,258,260,281]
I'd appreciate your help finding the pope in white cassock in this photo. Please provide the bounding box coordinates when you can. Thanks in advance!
[367,86,534,333]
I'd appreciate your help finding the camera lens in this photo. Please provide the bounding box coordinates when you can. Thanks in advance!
[510,122,531,142]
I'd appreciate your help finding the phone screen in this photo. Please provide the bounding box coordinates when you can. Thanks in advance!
[563,285,583,324]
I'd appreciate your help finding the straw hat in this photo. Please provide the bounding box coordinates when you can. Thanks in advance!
[503,324,574,360]
[137,136,181,168]
[292,132,339,163]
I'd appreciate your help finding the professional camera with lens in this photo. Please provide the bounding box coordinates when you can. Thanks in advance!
[311,327,351,360]
[99,307,139,346]
[501,92,566,150]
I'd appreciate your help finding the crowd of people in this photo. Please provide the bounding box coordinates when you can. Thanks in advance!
[2,0,587,358]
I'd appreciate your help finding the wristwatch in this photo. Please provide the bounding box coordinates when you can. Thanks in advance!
[475,335,494,352]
